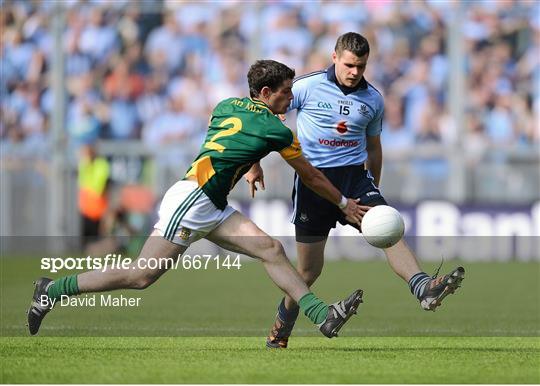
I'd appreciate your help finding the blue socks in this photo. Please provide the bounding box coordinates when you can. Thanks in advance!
[409,272,431,299]
[278,297,300,324]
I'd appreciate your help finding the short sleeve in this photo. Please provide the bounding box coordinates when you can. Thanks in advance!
[266,117,302,160]
[367,99,384,137]
[289,72,323,112]
[278,132,302,160]
[289,79,308,111]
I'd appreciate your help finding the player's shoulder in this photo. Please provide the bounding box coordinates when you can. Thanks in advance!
[235,98,286,131]
[293,69,327,87]
[213,97,269,115]
[265,114,290,133]
[365,81,384,103]
[214,96,241,105]
[264,114,293,139]
[212,97,240,114]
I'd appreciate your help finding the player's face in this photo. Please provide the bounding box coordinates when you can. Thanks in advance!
[266,79,293,115]
[332,50,368,88]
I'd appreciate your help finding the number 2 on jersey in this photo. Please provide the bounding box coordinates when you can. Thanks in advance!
[204,117,242,153]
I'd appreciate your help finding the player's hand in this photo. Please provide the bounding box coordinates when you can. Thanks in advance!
[356,203,372,224]
[341,198,371,225]
[244,163,265,198]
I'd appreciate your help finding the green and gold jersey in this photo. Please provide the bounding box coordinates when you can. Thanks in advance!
[185,97,302,209]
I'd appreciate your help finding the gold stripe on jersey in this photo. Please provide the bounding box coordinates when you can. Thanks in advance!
[249,98,271,112]
[279,133,302,160]
[229,162,252,192]
[185,156,216,187]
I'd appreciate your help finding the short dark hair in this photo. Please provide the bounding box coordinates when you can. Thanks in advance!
[335,32,370,57]
[247,60,295,98]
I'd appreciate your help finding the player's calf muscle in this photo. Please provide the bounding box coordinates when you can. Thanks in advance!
[297,268,322,286]
[127,271,155,290]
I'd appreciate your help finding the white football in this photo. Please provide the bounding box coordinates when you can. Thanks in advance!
[361,205,405,248]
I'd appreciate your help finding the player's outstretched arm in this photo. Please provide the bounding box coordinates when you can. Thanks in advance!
[244,162,265,198]
[286,155,363,224]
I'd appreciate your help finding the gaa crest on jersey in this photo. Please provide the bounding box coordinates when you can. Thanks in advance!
[317,101,333,110]
[178,227,191,241]
[358,103,371,118]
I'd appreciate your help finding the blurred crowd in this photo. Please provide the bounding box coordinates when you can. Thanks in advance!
[1,0,539,157]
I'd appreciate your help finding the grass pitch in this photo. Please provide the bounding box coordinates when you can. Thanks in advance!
[1,337,539,383]
[1,258,539,383]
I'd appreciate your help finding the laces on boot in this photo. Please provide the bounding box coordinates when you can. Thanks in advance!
[431,256,445,279]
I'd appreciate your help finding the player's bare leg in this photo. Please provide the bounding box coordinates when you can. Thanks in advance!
[78,230,187,292]
[382,238,421,282]
[206,212,311,302]
[284,239,326,310]
[384,238,465,311]
[266,239,327,348]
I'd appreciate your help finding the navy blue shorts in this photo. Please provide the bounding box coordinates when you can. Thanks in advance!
[291,165,387,242]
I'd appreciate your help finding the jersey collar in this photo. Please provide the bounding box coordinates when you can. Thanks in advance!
[326,64,368,95]
[249,97,272,112]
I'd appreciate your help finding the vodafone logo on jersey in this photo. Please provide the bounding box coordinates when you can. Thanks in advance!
[318,138,359,147]
[336,120,348,134]
[318,120,358,147]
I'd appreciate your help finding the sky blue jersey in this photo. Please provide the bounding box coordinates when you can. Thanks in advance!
[290,65,384,168]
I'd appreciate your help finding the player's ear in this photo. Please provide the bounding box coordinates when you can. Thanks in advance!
[260,86,272,99]
[332,51,338,63]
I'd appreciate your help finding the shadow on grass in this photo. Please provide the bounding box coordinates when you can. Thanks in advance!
[39,346,538,354]
[309,346,540,353]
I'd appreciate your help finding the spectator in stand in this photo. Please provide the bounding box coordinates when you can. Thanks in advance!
[78,7,119,66]
[145,12,184,73]
[103,57,144,101]
[136,72,167,127]
[19,84,46,142]
[64,31,93,77]
[142,88,203,166]
[381,93,414,153]
[3,29,34,82]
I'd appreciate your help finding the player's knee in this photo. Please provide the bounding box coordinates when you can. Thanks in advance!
[270,239,286,259]
[259,237,285,261]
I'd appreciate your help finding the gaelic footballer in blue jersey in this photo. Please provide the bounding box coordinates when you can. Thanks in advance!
[245,32,465,349]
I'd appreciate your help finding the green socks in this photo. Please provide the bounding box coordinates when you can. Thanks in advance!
[298,292,328,325]
[47,275,80,301]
